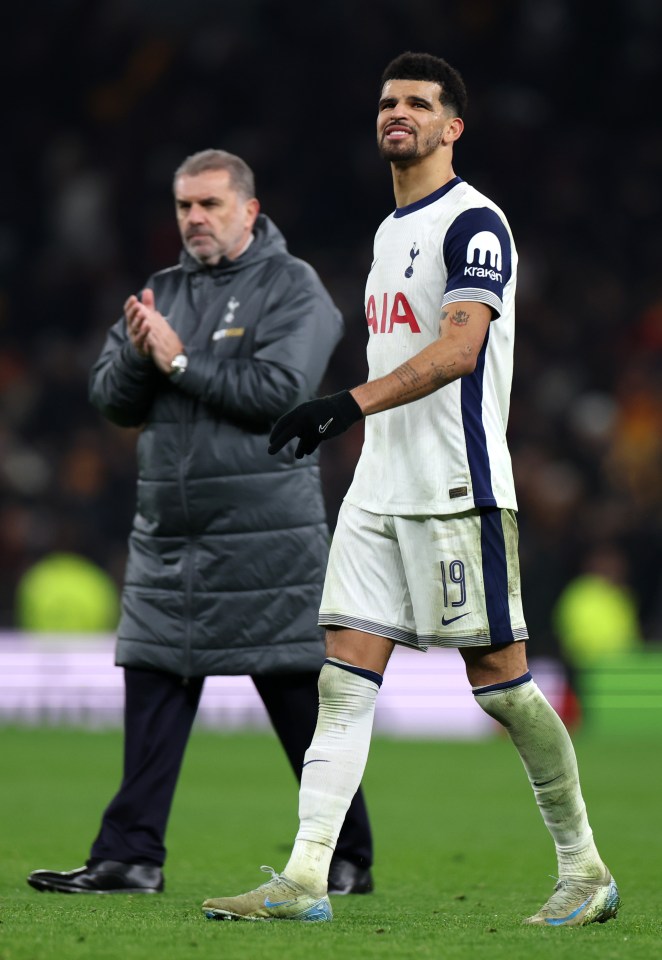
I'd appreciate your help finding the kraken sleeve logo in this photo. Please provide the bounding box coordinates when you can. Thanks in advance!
[465,231,503,280]
[466,231,501,269]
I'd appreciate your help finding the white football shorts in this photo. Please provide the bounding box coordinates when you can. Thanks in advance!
[319,501,528,650]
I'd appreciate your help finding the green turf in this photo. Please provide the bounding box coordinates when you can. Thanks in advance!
[1,726,659,960]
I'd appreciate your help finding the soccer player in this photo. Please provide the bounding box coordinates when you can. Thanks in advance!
[201,52,619,927]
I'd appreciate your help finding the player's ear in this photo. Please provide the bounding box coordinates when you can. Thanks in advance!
[245,197,260,229]
[444,115,464,143]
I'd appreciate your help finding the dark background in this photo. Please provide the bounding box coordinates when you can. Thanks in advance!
[2,0,661,653]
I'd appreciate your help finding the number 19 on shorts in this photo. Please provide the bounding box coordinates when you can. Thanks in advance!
[440,560,469,626]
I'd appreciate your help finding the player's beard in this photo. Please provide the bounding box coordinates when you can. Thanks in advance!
[378,127,445,164]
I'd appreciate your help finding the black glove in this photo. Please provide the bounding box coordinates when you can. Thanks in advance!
[268,390,363,459]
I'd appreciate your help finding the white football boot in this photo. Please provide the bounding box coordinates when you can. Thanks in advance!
[202,866,332,922]
[524,867,620,926]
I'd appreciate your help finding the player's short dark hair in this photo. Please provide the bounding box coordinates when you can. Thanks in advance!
[173,149,255,199]
[380,52,468,118]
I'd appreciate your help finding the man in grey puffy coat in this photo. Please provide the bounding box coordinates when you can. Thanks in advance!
[26,149,373,897]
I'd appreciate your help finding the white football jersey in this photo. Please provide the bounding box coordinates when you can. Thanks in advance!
[345,176,518,516]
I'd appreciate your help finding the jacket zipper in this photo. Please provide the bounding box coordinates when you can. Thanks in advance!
[178,402,195,680]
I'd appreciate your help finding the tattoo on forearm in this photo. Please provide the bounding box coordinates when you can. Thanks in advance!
[450,309,470,326]
[391,358,455,402]
[394,362,422,392]
[428,359,456,389]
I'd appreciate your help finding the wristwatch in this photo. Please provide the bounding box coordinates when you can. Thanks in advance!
[169,352,188,380]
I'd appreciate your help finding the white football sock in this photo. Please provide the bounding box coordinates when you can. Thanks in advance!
[473,674,606,880]
[283,658,381,894]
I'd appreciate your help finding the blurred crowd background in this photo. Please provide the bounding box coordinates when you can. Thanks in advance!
[2,0,661,663]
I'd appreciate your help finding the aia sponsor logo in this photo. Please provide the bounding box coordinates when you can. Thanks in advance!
[366,292,421,334]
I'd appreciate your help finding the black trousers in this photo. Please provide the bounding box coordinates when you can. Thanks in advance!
[90,667,373,868]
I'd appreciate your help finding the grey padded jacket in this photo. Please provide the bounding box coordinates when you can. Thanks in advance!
[89,215,344,677]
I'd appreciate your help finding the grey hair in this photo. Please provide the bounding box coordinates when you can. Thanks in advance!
[173,149,255,199]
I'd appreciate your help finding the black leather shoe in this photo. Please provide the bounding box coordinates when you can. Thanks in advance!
[27,860,164,894]
[327,855,374,895]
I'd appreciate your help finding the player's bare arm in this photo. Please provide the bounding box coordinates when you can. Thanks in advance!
[351,300,491,415]
[268,300,492,458]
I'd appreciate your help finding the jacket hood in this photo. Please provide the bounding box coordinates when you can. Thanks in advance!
[179,214,288,275]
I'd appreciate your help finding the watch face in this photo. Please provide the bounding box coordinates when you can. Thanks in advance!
[170,354,188,375]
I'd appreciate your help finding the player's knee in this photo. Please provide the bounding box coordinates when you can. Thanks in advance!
[472,673,536,725]
[317,660,381,712]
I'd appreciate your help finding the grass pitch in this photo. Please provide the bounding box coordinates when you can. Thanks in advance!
[1,725,659,960]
